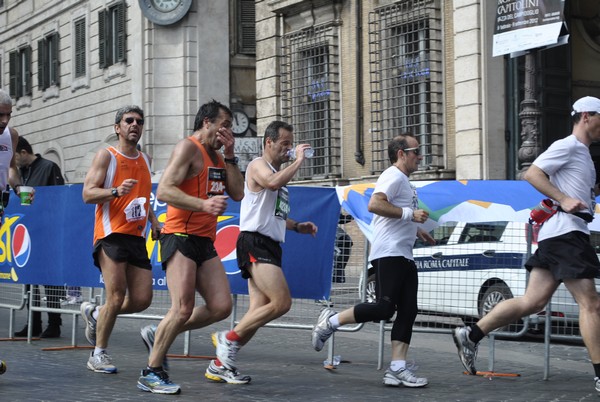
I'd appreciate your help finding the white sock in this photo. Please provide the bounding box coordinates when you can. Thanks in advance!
[93,347,106,356]
[390,360,406,372]
[329,314,341,330]
[92,307,100,321]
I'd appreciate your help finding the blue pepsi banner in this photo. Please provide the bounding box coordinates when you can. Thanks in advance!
[0,184,340,300]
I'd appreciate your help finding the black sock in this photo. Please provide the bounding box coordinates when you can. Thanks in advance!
[147,366,163,373]
[593,363,600,378]
[469,324,485,344]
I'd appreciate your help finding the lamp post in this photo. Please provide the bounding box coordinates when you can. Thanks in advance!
[517,52,542,179]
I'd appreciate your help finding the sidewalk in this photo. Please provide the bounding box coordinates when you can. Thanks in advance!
[0,306,598,401]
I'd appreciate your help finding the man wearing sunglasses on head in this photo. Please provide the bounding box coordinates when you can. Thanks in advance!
[81,105,161,374]
[312,133,435,388]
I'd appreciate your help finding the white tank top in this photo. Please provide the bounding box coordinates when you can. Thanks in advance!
[0,127,13,190]
[239,158,288,243]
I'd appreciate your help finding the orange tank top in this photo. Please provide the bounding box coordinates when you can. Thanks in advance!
[162,137,226,240]
[92,147,153,244]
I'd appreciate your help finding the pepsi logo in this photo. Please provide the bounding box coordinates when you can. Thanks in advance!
[214,225,240,275]
[12,224,31,268]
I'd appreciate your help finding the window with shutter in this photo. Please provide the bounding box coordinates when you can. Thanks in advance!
[38,33,60,91]
[9,46,32,99]
[98,9,107,68]
[9,51,17,98]
[74,18,86,78]
[24,46,32,96]
[237,0,255,55]
[99,1,127,69]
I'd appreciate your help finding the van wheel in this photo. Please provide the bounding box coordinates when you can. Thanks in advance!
[479,283,513,317]
[479,283,523,332]
[365,274,377,303]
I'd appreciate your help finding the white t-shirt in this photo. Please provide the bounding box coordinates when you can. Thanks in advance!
[239,157,288,243]
[533,134,595,242]
[368,166,419,261]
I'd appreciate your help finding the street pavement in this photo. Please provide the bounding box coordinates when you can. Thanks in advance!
[0,306,598,401]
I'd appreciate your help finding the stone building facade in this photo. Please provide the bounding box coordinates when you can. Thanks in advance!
[0,0,254,182]
[256,0,600,185]
[2,0,600,186]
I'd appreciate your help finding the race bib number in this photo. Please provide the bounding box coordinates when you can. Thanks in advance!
[275,186,290,220]
[207,167,226,196]
[124,197,147,222]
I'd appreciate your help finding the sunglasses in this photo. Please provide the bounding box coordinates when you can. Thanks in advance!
[403,147,420,156]
[123,117,144,125]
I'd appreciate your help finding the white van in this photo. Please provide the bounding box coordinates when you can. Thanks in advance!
[364,221,600,330]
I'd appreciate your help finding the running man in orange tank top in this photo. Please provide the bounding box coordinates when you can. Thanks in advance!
[81,105,161,375]
[137,100,244,394]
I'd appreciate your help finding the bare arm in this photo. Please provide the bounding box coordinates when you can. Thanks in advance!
[217,125,244,201]
[368,192,428,223]
[147,208,161,240]
[156,140,227,216]
[524,164,587,213]
[249,144,312,192]
[8,128,22,192]
[286,218,318,237]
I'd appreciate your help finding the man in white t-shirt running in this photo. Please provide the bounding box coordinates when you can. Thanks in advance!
[311,133,435,388]
[453,96,600,396]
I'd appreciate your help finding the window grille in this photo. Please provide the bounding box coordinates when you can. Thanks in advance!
[281,24,341,180]
[9,46,32,99]
[74,18,86,78]
[368,0,443,173]
[99,1,126,69]
[38,32,60,90]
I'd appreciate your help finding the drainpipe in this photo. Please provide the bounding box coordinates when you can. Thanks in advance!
[354,0,365,166]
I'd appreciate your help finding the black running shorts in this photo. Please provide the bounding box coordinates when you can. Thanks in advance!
[93,233,152,270]
[236,231,282,279]
[525,231,600,280]
[159,233,218,270]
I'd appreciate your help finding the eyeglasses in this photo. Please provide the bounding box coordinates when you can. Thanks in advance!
[123,117,144,125]
[403,147,420,156]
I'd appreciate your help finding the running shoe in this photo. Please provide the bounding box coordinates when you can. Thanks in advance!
[205,359,251,384]
[382,367,428,387]
[87,351,117,374]
[452,326,478,375]
[140,324,169,372]
[311,307,336,351]
[80,301,97,346]
[212,331,240,371]
[595,377,600,394]
[137,369,181,395]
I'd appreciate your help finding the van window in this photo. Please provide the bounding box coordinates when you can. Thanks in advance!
[414,222,457,248]
[458,222,507,244]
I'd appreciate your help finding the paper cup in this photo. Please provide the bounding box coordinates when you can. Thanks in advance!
[19,186,33,206]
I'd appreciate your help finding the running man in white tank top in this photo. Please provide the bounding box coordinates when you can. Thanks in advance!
[0,89,26,216]
[210,120,318,380]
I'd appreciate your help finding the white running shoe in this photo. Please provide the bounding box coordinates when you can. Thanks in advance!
[311,308,336,351]
[452,326,478,375]
[383,367,428,387]
[205,359,251,384]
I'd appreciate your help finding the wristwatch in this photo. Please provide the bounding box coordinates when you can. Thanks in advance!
[224,156,239,165]
[111,187,120,198]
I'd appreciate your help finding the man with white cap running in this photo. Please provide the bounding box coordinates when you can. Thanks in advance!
[453,96,600,395]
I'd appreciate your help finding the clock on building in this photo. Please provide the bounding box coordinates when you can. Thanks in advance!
[138,0,192,26]
[231,110,250,136]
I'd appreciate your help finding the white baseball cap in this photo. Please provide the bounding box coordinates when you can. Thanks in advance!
[571,96,600,116]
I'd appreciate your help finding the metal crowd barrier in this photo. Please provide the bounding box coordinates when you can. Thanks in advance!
[0,218,590,378]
